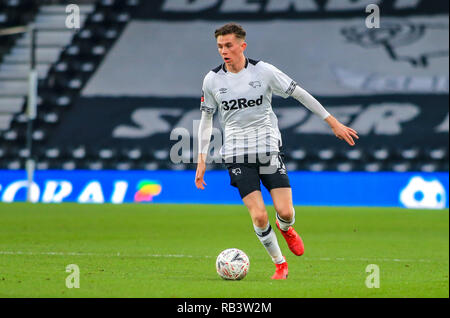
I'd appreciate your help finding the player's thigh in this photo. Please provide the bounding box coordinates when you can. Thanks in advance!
[259,152,290,189]
[226,163,261,200]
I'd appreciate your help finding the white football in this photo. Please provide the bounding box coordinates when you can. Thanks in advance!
[216,248,250,280]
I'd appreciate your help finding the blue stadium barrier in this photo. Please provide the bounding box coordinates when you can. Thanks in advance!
[0,170,448,209]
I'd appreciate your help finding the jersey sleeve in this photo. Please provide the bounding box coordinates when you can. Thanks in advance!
[200,73,218,115]
[262,62,297,99]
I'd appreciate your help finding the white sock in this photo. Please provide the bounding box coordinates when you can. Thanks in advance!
[254,223,285,264]
[276,208,296,232]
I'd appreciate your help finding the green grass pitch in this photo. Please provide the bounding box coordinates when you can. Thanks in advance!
[0,203,448,298]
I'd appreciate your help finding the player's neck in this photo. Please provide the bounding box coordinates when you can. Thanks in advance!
[226,55,246,74]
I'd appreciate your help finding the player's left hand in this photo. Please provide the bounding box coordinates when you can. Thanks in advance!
[325,115,359,146]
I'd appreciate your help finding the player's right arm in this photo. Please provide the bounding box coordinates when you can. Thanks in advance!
[195,73,217,190]
[195,111,213,190]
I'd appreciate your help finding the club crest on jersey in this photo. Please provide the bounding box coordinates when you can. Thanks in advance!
[249,81,261,88]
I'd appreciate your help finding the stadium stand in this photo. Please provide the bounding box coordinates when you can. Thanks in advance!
[0,0,448,173]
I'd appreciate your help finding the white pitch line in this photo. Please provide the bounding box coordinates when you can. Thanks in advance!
[0,251,211,259]
[0,251,444,264]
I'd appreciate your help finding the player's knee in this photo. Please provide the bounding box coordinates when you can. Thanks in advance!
[250,208,268,228]
[275,205,294,222]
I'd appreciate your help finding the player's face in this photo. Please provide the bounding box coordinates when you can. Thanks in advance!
[216,34,246,65]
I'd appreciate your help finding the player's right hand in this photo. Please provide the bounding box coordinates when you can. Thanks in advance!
[195,162,207,190]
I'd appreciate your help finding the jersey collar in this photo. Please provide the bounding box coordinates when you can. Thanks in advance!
[222,58,249,73]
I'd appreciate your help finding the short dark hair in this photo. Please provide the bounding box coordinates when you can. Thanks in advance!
[214,22,246,40]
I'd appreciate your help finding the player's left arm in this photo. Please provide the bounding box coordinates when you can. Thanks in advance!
[264,61,359,146]
[291,85,359,146]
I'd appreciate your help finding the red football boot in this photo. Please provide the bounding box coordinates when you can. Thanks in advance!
[271,258,288,280]
[276,220,305,256]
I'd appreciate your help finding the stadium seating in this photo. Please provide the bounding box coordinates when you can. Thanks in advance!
[0,0,448,173]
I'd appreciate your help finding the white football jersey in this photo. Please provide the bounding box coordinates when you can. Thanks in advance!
[200,58,297,160]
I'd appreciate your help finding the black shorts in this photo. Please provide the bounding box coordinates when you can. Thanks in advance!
[225,152,291,199]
